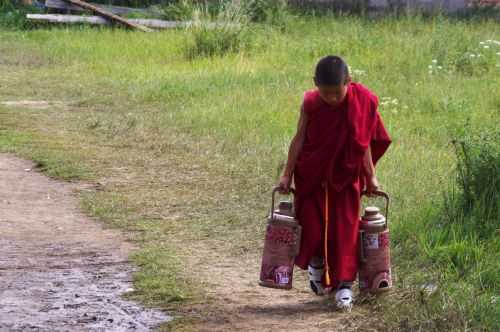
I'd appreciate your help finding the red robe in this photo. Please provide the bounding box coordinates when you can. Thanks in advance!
[294,82,391,288]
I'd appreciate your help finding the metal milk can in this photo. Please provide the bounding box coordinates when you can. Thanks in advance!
[358,190,392,293]
[259,187,302,290]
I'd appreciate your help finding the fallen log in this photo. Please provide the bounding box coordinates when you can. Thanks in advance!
[26,14,188,29]
[45,0,148,16]
[26,14,238,30]
[60,0,154,32]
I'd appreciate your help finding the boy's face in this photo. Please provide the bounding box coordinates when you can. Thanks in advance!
[315,76,351,107]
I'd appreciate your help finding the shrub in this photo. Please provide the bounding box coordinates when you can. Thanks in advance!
[242,0,288,24]
[449,128,500,236]
[157,0,195,21]
[386,126,500,331]
[0,1,41,30]
[182,1,250,59]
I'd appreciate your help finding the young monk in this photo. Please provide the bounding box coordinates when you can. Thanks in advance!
[278,55,391,310]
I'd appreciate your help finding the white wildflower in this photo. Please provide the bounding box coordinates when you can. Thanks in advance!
[352,69,366,76]
[486,39,492,43]
[497,52,500,56]
[437,66,443,70]
[428,65,433,69]
[494,41,500,45]
[480,41,485,45]
[470,54,476,58]
[432,59,438,64]
[484,45,490,49]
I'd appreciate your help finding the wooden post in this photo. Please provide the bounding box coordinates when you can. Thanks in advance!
[60,0,154,32]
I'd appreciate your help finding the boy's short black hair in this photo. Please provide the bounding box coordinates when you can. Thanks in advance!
[314,55,349,86]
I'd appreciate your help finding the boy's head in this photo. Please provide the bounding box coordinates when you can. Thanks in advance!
[314,55,351,107]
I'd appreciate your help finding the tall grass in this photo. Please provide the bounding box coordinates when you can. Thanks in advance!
[182,1,250,59]
[0,0,41,29]
[389,127,500,331]
[452,130,500,223]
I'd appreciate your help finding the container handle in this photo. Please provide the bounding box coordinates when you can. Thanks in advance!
[271,186,295,219]
[361,190,390,229]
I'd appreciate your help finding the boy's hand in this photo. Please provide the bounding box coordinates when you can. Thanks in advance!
[365,175,379,196]
[278,175,292,194]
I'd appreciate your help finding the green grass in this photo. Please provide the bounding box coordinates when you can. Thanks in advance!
[0,12,499,331]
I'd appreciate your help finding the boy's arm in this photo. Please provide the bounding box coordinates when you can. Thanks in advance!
[278,104,308,193]
[362,145,379,194]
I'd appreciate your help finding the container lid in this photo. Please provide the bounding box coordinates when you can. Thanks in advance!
[278,201,294,217]
[362,206,385,225]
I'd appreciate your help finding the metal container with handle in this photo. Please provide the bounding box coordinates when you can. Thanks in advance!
[259,187,302,290]
[358,190,392,293]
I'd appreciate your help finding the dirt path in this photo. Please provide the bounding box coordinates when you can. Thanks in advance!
[172,237,384,332]
[0,101,386,332]
[0,154,168,331]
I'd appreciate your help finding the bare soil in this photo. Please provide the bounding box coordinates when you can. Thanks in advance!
[172,239,385,332]
[0,154,168,331]
[0,101,387,332]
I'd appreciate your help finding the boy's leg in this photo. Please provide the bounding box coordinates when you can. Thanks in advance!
[308,257,324,295]
[308,256,327,295]
[326,182,360,310]
[310,256,324,267]
[326,182,361,289]
[294,193,330,295]
[294,195,323,270]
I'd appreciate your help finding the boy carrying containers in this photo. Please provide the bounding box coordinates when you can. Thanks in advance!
[278,55,391,310]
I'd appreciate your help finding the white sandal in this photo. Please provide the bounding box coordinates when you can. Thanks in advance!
[308,264,326,296]
[335,287,354,311]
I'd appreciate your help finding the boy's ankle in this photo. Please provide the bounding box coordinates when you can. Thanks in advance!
[338,281,353,290]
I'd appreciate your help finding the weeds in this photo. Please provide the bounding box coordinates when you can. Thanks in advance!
[182,1,250,59]
[157,0,194,21]
[388,126,500,331]
[0,1,41,30]
[450,128,500,236]
[242,0,289,24]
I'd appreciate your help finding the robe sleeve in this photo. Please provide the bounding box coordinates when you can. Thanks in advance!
[369,96,391,166]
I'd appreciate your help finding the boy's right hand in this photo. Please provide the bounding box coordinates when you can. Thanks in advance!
[278,175,292,194]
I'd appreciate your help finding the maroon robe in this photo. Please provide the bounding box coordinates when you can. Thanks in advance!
[294,82,391,288]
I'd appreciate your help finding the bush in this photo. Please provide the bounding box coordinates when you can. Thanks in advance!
[157,0,195,21]
[421,127,500,330]
[385,126,500,331]
[0,1,41,30]
[242,0,288,24]
[182,1,250,59]
[449,128,500,237]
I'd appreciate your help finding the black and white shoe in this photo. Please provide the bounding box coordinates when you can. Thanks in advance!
[335,284,354,311]
[308,264,326,296]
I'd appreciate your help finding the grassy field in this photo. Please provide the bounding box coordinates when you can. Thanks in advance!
[0,9,499,331]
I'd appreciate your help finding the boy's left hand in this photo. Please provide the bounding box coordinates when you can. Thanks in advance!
[365,175,379,196]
